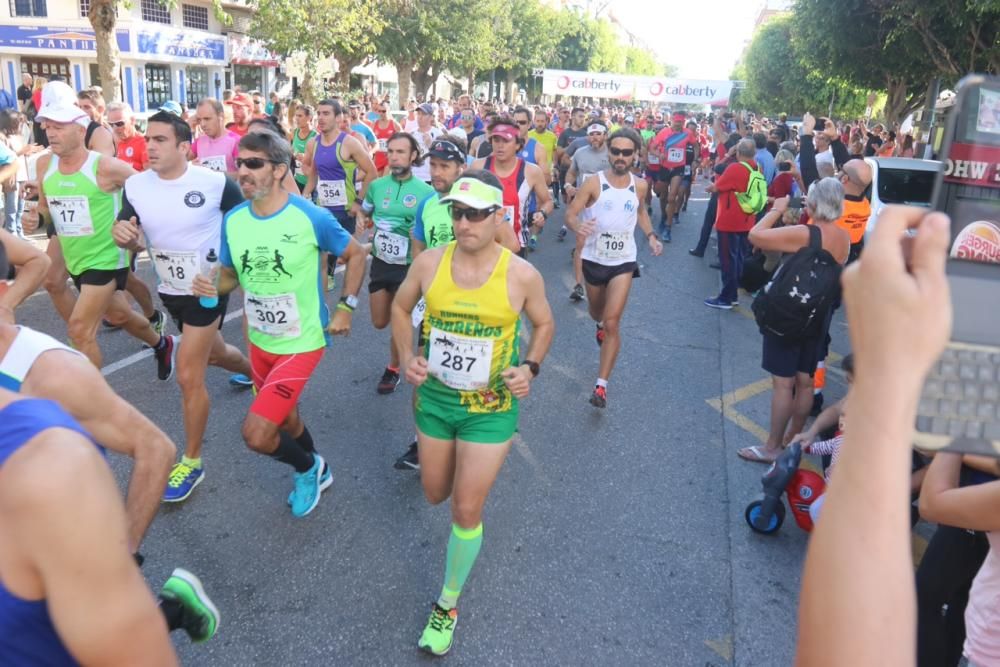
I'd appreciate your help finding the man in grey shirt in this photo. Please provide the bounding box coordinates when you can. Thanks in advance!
[563,121,610,301]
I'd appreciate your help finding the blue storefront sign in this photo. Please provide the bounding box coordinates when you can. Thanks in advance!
[0,25,130,52]
[136,27,225,62]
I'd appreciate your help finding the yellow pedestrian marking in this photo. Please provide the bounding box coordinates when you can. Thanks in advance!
[705,634,733,661]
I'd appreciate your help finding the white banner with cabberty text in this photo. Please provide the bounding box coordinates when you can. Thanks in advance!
[542,69,733,106]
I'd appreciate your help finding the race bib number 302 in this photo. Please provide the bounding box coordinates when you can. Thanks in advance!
[245,292,301,337]
[427,327,493,391]
[48,196,94,237]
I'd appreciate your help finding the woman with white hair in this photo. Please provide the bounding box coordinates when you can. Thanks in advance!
[737,178,851,463]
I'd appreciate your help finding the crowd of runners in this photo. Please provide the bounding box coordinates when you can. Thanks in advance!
[0,76,988,666]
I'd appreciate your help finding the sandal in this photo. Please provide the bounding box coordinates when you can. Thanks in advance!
[737,445,780,464]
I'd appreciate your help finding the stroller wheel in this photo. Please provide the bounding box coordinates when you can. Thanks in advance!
[745,500,785,534]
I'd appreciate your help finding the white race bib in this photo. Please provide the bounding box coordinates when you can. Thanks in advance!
[684,165,692,176]
[647,153,660,165]
[151,248,199,293]
[594,230,634,261]
[411,297,426,328]
[49,196,94,237]
[427,327,493,390]
[245,292,301,337]
[377,138,388,152]
[200,155,227,172]
[667,147,683,163]
[373,228,409,264]
[317,179,348,208]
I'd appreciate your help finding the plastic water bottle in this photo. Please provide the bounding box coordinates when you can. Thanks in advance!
[199,248,219,309]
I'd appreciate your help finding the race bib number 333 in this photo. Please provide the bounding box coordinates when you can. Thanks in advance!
[427,327,493,390]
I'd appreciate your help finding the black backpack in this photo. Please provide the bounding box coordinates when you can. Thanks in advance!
[752,225,841,341]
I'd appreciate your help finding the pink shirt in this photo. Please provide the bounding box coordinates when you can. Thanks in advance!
[192,130,240,173]
[965,533,1000,664]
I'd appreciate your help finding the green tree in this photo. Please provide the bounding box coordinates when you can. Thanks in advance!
[250,0,386,104]
[624,46,659,76]
[792,0,929,126]
[493,0,567,102]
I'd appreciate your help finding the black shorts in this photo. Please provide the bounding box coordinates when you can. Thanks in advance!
[657,166,685,183]
[71,267,128,292]
[332,209,357,235]
[368,256,408,294]
[582,259,639,287]
[160,293,230,332]
[761,331,824,379]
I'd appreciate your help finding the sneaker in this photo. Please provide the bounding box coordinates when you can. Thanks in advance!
[149,309,167,337]
[569,284,585,302]
[528,235,538,251]
[290,454,332,518]
[159,568,220,643]
[595,324,605,347]
[154,335,177,381]
[557,226,567,242]
[673,214,680,225]
[394,441,420,470]
[163,462,204,503]
[228,373,254,388]
[703,297,734,310]
[377,367,401,394]
[656,220,666,238]
[661,227,671,243]
[688,248,704,258]
[418,603,458,656]
[681,201,688,212]
[810,392,825,417]
[590,385,607,408]
[288,461,330,506]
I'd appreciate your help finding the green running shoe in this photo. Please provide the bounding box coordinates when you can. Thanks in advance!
[418,603,458,656]
[160,568,220,643]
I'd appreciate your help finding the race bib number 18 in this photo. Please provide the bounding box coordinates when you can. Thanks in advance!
[151,248,199,293]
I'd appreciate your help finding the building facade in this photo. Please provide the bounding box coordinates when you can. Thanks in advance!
[1,0,277,112]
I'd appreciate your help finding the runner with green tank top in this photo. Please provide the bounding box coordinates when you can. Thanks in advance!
[23,95,173,376]
[360,132,434,396]
[290,104,317,192]
[191,129,369,518]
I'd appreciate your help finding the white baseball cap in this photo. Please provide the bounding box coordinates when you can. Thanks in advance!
[36,81,89,127]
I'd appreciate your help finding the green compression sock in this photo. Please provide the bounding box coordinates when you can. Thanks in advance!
[437,522,483,610]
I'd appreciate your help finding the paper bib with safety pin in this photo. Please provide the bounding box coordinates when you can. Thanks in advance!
[427,328,493,391]
[49,196,94,237]
[200,155,227,172]
[245,292,301,337]
[317,179,347,208]
[373,228,408,264]
[594,230,635,262]
[151,248,199,292]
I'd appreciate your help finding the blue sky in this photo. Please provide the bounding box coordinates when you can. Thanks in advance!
[610,0,791,79]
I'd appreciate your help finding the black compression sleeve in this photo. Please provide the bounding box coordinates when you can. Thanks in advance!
[220,177,245,213]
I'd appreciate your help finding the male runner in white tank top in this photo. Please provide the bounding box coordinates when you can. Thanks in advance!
[565,128,662,408]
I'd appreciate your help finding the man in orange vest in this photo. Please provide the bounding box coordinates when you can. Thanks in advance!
[834,159,872,264]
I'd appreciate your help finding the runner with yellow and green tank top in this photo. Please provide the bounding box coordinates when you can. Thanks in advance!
[290,104,317,192]
[390,171,554,656]
[394,136,519,471]
[23,94,172,375]
[360,132,434,395]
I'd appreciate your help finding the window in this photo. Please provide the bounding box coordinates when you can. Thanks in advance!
[186,67,209,105]
[21,58,69,83]
[145,64,171,109]
[11,0,46,17]
[79,0,89,16]
[140,0,171,24]
[877,168,937,207]
[233,65,262,94]
[182,4,209,30]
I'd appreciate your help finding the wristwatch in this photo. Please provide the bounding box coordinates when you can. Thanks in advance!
[523,360,540,377]
[340,295,359,310]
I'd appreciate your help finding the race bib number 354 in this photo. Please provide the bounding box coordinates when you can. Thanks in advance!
[427,327,493,391]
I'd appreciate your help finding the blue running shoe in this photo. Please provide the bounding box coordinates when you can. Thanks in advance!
[556,226,567,242]
[163,462,204,503]
[288,459,331,506]
[290,455,331,517]
[229,373,253,388]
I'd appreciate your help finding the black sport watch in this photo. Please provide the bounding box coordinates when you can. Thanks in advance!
[523,360,540,377]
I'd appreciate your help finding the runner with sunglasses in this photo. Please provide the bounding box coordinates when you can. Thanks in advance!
[565,129,662,408]
[393,137,519,471]
[359,132,434,395]
[390,170,554,655]
[191,130,369,517]
[471,118,551,258]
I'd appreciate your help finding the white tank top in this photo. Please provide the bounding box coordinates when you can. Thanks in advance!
[580,171,640,266]
[0,326,81,392]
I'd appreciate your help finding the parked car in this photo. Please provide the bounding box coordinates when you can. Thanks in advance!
[863,157,941,240]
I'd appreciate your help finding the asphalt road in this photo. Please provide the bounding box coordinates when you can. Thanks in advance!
[14,179,853,666]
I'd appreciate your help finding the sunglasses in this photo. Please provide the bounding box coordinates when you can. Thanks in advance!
[109,120,127,128]
[236,157,279,170]
[516,120,530,126]
[609,147,635,157]
[449,205,498,222]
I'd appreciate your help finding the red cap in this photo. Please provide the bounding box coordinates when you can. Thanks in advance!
[226,93,252,108]
[672,112,686,122]
[490,123,519,141]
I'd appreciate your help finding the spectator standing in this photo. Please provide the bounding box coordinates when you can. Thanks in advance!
[16,74,32,113]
